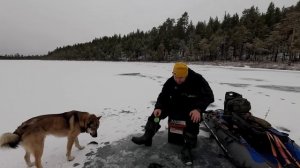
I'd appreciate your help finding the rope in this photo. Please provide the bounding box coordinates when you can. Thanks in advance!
[266,132,283,168]
[272,134,291,165]
[273,135,300,168]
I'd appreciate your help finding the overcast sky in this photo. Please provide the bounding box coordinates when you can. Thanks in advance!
[0,0,298,55]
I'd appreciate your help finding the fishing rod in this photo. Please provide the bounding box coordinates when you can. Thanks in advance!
[202,111,245,168]
[202,118,230,158]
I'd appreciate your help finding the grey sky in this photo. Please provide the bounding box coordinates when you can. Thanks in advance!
[0,0,298,55]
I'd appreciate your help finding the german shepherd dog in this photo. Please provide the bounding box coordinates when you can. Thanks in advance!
[0,110,101,168]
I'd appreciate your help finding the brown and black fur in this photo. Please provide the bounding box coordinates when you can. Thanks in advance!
[0,110,101,168]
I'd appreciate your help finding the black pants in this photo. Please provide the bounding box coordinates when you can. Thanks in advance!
[148,109,200,136]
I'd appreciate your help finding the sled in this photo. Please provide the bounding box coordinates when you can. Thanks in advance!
[203,109,300,168]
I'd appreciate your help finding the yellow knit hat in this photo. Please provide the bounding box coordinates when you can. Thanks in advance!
[173,62,188,78]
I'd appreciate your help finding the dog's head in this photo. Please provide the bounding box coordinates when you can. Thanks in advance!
[86,114,101,137]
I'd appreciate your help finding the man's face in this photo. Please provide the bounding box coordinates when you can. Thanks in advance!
[173,75,186,85]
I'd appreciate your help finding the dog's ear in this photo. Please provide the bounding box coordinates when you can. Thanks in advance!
[97,116,102,120]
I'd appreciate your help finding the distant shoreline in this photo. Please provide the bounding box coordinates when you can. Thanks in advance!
[191,61,300,71]
[1,59,300,71]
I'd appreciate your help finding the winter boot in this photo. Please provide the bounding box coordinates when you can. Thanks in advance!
[181,146,193,166]
[181,132,197,165]
[131,120,160,146]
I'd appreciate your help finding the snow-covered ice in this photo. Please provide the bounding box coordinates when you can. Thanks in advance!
[0,60,299,167]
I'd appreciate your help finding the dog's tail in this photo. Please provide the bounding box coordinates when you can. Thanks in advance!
[0,133,20,148]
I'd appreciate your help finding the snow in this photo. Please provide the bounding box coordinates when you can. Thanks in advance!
[0,60,299,168]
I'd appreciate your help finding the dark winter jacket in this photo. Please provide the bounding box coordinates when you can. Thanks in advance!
[155,68,214,117]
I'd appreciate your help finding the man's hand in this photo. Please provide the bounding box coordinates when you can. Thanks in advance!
[189,109,201,123]
[153,109,162,117]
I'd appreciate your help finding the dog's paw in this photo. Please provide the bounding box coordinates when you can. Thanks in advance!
[77,146,85,150]
[67,156,75,161]
[27,162,35,167]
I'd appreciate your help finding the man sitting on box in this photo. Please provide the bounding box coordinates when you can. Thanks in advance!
[131,62,214,165]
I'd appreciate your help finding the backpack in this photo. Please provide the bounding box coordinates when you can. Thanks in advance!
[224,91,251,115]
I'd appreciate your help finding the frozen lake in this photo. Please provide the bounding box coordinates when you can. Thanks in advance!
[0,60,299,168]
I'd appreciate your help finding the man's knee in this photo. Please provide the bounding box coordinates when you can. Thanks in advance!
[185,122,200,135]
[183,131,198,148]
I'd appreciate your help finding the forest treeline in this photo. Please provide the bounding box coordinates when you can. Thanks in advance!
[1,1,300,63]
